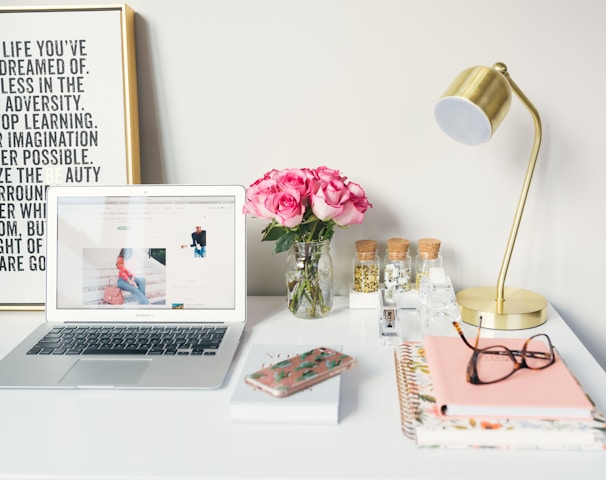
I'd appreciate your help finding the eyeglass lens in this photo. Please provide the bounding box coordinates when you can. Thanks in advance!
[474,334,553,384]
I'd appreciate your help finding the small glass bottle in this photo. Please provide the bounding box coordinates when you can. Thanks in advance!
[353,239,380,293]
[414,238,442,290]
[383,238,411,293]
[417,267,459,336]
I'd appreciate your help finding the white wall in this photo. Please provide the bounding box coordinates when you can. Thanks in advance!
[6,0,606,369]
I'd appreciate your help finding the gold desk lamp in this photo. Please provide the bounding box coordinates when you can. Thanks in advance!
[434,62,547,330]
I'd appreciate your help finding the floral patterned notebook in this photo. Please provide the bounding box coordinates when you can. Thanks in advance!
[394,342,606,449]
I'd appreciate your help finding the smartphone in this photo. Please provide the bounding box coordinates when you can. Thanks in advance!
[244,346,356,398]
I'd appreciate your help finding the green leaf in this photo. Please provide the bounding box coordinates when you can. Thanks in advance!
[296,370,318,382]
[261,222,289,242]
[270,359,293,369]
[295,361,317,371]
[273,231,295,253]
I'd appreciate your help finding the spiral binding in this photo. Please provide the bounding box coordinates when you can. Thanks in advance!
[393,342,422,440]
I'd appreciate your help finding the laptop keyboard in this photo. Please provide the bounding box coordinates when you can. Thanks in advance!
[26,325,227,356]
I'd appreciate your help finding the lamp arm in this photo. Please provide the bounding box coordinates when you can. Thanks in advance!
[495,65,542,311]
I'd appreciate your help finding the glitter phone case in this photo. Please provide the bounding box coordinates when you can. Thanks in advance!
[244,347,356,398]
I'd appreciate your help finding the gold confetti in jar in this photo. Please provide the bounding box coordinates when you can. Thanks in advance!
[353,240,380,293]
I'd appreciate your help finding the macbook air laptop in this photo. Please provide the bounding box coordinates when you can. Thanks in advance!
[0,184,247,389]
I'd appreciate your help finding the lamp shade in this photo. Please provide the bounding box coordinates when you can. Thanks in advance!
[435,65,512,145]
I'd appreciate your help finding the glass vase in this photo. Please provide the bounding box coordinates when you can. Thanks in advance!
[285,240,333,318]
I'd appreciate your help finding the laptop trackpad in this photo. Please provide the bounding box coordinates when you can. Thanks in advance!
[60,359,151,386]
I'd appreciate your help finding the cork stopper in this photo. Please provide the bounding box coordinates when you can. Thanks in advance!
[355,239,377,260]
[387,237,409,260]
[418,237,441,260]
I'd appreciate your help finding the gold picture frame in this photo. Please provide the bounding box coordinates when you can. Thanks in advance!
[0,4,140,310]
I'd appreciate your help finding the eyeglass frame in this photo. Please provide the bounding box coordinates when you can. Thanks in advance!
[452,316,556,385]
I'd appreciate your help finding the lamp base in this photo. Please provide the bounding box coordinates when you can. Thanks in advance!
[456,286,547,330]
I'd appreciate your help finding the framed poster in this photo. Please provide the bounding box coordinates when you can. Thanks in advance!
[0,5,140,310]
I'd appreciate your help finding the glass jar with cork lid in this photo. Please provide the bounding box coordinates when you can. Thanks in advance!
[383,238,411,293]
[414,238,442,290]
[353,239,380,293]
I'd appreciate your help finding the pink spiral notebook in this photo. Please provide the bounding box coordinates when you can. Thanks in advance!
[424,336,595,419]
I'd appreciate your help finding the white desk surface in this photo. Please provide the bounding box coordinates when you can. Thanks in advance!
[0,296,604,479]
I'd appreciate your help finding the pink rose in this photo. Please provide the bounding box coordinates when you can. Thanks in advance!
[266,189,305,228]
[314,166,346,187]
[275,168,314,201]
[333,182,372,226]
[259,169,280,180]
[242,176,279,220]
[310,177,349,221]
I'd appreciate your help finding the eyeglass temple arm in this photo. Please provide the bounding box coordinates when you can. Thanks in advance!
[452,320,550,358]
[452,321,475,350]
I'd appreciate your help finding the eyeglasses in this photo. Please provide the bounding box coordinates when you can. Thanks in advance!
[452,316,556,385]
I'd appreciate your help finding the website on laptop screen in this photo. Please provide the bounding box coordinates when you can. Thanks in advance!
[55,195,236,310]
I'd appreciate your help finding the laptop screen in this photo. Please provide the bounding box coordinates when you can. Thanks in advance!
[45,185,246,324]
